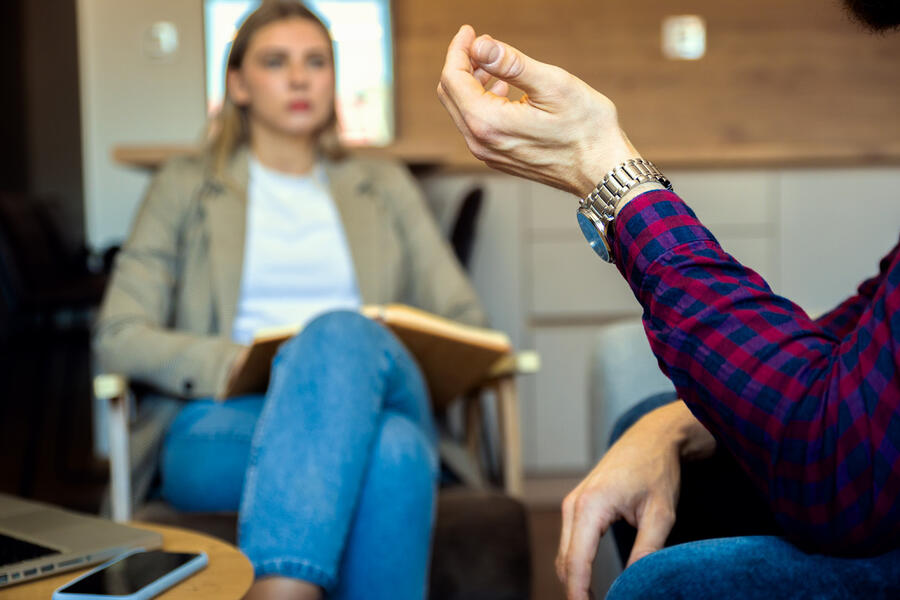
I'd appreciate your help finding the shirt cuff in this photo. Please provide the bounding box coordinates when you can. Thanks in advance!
[612,190,719,293]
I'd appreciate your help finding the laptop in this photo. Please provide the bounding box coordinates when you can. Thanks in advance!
[0,493,161,587]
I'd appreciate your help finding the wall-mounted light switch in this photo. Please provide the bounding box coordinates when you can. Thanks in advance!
[661,15,706,60]
[143,21,179,61]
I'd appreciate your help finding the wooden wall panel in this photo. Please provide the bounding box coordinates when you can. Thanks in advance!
[389,0,900,168]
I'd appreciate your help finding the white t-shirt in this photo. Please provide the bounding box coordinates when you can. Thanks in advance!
[231,157,362,345]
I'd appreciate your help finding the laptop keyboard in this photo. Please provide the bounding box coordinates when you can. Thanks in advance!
[0,533,59,567]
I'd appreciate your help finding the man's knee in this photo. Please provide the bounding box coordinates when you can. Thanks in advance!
[607,537,798,600]
[606,542,714,600]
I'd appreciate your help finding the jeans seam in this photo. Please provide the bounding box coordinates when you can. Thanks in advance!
[238,366,283,543]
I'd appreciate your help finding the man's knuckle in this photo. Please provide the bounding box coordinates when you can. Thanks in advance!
[555,561,566,583]
[565,554,582,575]
[573,494,594,515]
[467,117,494,142]
[655,504,677,526]
[468,142,490,162]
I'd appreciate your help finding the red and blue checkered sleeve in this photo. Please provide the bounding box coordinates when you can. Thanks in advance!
[612,190,900,554]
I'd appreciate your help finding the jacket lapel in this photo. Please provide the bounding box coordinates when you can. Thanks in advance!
[204,149,250,338]
[324,158,382,303]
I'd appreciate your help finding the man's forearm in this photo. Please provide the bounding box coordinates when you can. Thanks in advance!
[638,400,716,462]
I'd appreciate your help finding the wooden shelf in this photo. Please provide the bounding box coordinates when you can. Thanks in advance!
[111,142,489,172]
[113,139,900,173]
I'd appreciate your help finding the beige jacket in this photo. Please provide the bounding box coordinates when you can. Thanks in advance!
[93,148,485,399]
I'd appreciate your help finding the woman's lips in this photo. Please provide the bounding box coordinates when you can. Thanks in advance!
[289,100,311,111]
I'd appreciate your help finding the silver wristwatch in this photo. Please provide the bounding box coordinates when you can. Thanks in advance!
[576,158,672,262]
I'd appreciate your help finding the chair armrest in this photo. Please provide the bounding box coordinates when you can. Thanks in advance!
[93,374,129,403]
[93,374,133,522]
[486,351,541,381]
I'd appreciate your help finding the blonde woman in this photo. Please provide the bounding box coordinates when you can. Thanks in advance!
[94,2,483,599]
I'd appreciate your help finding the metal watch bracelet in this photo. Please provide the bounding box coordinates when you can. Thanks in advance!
[576,158,672,262]
[579,158,672,217]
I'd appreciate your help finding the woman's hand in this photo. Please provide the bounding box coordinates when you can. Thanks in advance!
[218,347,251,402]
[437,25,642,197]
[556,401,716,600]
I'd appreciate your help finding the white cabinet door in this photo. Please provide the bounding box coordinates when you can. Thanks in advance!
[779,168,900,315]
[528,327,599,473]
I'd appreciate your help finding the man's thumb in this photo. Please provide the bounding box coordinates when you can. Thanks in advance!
[471,35,551,98]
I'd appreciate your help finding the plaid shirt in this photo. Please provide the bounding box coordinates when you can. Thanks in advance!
[614,190,900,554]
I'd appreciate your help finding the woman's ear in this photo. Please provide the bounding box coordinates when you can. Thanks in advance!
[227,68,250,106]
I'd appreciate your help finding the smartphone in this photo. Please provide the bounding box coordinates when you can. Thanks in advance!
[52,549,208,600]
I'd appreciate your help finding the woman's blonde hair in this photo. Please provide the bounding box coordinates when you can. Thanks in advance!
[207,0,345,176]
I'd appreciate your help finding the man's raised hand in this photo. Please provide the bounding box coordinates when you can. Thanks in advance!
[437,25,641,197]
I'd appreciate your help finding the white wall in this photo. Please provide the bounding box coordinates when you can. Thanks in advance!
[779,168,900,313]
[76,0,206,250]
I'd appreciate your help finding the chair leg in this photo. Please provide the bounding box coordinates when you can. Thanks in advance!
[493,377,523,497]
[465,394,483,462]
[106,387,133,522]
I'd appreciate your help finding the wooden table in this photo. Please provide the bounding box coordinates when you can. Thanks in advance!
[0,522,253,599]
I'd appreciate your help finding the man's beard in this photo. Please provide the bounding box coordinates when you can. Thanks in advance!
[843,0,900,31]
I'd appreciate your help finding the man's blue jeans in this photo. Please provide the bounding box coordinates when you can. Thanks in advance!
[159,311,439,599]
[605,393,900,599]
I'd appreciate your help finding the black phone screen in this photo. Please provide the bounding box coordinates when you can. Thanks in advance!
[56,550,199,595]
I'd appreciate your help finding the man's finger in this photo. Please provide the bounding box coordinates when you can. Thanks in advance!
[487,79,510,98]
[440,25,486,103]
[437,81,490,161]
[626,501,675,567]
[470,34,561,104]
[473,67,493,87]
[441,25,513,140]
[443,25,476,75]
[565,501,608,600]
[556,492,577,582]
[437,78,505,167]
[438,26,491,156]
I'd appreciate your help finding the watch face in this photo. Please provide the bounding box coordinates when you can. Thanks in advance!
[577,210,612,262]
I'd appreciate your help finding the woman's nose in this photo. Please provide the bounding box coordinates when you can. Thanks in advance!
[288,64,309,88]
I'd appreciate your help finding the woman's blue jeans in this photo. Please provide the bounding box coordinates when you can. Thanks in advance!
[606,393,900,599]
[159,311,439,599]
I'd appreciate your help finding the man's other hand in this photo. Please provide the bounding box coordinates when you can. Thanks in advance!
[555,401,716,600]
[437,25,641,198]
